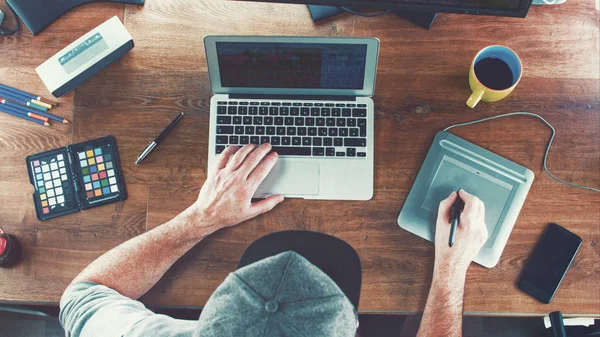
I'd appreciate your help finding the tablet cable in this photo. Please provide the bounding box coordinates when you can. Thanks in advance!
[443,112,600,193]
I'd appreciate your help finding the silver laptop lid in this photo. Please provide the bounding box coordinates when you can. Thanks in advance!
[204,36,379,97]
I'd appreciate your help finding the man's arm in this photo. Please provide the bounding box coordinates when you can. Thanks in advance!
[417,189,488,337]
[68,143,283,299]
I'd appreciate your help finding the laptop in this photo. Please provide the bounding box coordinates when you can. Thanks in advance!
[204,36,380,200]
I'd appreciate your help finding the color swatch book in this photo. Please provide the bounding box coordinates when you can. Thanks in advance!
[26,136,127,221]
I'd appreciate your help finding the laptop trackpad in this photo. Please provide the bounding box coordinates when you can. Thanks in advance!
[255,159,320,196]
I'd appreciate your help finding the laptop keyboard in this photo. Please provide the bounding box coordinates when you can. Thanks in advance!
[215,101,368,158]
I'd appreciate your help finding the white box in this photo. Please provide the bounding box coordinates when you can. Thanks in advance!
[36,16,134,97]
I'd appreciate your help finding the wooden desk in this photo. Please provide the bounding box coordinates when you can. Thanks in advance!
[0,0,598,316]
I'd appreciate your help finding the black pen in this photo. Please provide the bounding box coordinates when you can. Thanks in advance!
[136,112,184,165]
[448,189,464,247]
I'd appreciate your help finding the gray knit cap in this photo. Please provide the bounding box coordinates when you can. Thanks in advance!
[195,251,358,337]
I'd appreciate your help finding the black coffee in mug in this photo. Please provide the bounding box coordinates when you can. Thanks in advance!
[474,57,514,90]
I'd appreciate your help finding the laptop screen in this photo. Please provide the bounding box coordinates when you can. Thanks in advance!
[205,36,379,96]
[215,42,368,90]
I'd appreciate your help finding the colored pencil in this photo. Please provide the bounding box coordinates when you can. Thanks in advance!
[0,103,47,122]
[0,83,58,107]
[0,89,33,104]
[28,112,49,122]
[0,106,50,126]
[31,100,53,110]
[0,89,49,112]
[0,99,69,124]
[8,106,50,122]
[26,101,49,112]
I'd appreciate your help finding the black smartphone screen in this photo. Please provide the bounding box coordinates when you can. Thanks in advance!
[518,223,582,303]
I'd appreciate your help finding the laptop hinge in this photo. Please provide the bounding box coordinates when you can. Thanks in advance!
[228,94,356,101]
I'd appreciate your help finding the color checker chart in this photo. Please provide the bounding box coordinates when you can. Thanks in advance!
[29,151,77,217]
[26,136,127,221]
[78,147,119,201]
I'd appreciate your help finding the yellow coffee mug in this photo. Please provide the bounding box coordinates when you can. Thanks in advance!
[467,45,522,108]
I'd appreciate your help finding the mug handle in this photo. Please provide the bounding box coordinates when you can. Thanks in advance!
[466,88,484,108]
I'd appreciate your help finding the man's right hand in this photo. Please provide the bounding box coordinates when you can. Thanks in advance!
[416,190,489,337]
[433,189,488,278]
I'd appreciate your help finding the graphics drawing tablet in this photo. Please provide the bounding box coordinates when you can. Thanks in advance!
[397,131,534,268]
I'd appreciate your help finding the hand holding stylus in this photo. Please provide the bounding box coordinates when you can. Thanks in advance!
[434,189,488,276]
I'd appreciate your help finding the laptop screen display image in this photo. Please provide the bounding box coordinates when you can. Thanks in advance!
[216,42,368,89]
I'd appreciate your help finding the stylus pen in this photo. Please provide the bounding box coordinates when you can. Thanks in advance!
[448,190,464,247]
[136,112,184,165]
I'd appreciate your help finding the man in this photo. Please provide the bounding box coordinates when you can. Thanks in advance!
[60,143,488,337]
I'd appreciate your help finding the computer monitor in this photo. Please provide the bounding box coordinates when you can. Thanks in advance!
[238,0,533,29]
[246,0,532,17]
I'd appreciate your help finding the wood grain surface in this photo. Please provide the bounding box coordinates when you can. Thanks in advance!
[0,0,598,315]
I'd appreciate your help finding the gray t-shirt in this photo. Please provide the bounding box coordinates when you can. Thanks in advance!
[60,282,197,337]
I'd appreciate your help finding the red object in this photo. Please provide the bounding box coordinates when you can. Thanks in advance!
[0,237,6,255]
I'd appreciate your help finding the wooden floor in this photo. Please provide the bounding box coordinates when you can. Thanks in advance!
[0,0,598,315]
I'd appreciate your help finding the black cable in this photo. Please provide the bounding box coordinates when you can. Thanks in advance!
[0,2,19,36]
[339,6,393,17]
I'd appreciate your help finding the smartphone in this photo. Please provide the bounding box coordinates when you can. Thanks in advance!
[518,223,582,303]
